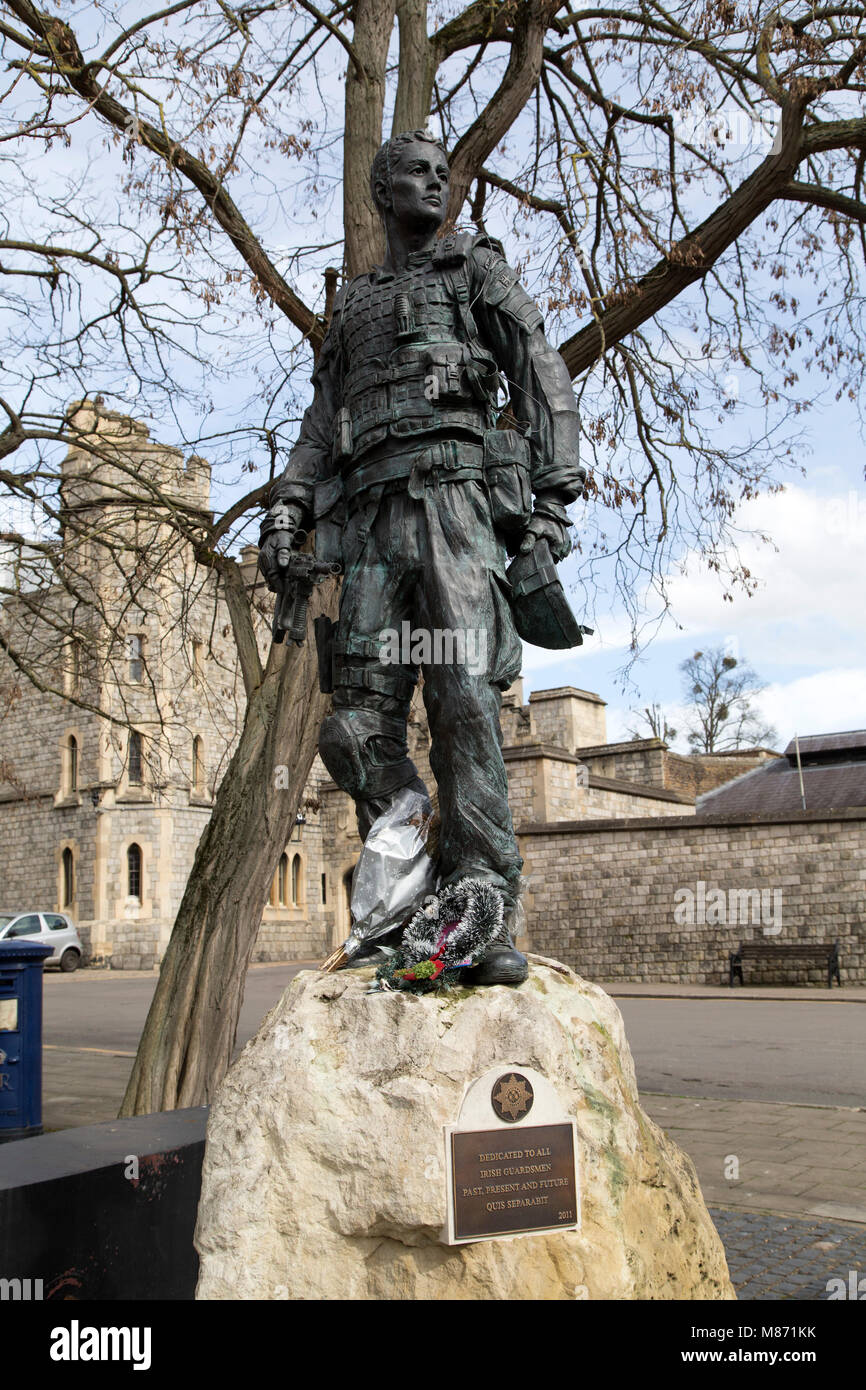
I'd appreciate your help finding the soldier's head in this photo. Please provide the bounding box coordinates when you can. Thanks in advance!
[370,130,449,230]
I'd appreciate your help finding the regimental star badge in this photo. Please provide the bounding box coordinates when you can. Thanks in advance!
[492,1072,534,1123]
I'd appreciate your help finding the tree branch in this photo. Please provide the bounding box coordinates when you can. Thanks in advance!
[4,0,322,347]
[781,179,866,224]
[446,0,559,222]
[559,99,810,377]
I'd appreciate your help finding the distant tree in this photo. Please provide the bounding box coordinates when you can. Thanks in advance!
[627,703,678,745]
[680,649,776,753]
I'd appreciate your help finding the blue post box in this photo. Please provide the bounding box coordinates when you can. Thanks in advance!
[0,940,53,1142]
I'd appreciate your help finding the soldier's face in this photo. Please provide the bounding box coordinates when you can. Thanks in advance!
[387,142,449,230]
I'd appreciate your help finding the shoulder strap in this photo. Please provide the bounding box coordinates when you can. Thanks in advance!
[440,252,479,341]
[431,230,477,266]
[468,231,507,259]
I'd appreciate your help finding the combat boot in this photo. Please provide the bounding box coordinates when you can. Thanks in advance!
[462,897,528,986]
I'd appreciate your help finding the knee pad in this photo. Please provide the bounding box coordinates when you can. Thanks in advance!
[319,708,419,800]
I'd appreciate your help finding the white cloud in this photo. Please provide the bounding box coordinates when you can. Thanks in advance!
[658,484,866,668]
[755,669,866,744]
[524,482,866,746]
[524,482,866,682]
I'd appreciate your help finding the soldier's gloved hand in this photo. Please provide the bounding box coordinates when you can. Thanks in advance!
[258,501,304,592]
[519,503,572,562]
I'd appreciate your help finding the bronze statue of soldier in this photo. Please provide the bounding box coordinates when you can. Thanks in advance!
[259,130,585,985]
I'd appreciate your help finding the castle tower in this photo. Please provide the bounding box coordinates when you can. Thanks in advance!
[59,400,212,599]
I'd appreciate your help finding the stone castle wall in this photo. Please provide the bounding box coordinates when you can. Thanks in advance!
[575,740,778,800]
[667,749,782,800]
[577,779,694,820]
[518,810,866,985]
[577,739,668,788]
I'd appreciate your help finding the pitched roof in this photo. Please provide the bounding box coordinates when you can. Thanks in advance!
[697,756,866,816]
[783,730,866,759]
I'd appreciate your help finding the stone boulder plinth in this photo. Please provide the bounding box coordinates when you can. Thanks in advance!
[194,955,735,1300]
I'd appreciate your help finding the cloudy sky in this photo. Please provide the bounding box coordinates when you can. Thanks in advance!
[522,387,866,752]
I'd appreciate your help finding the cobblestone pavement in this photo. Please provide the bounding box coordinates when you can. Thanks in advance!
[711,1209,866,1300]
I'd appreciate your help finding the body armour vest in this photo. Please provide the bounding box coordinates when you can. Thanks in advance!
[335,237,500,464]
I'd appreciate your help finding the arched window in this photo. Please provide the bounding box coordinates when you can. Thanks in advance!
[291,853,302,906]
[278,853,288,907]
[62,847,74,907]
[68,735,78,793]
[192,736,204,794]
[128,731,143,785]
[127,843,142,900]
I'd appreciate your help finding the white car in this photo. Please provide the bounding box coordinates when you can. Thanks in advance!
[0,911,84,971]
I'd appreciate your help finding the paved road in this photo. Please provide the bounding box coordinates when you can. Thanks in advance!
[616,999,866,1108]
[41,963,310,1131]
[42,961,308,1055]
[642,1092,866,1225]
[710,1210,865,1300]
[43,967,866,1107]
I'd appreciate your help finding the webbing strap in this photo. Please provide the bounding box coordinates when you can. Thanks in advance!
[513,562,558,597]
[334,635,384,659]
[337,666,418,700]
[343,441,483,503]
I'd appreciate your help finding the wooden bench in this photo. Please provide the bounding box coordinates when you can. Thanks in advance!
[729,941,841,988]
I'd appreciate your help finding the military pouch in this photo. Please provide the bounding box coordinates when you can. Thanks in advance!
[333,407,353,464]
[506,539,589,650]
[483,428,532,537]
[313,615,337,694]
[314,474,346,569]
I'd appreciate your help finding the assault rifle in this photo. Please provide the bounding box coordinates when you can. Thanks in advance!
[272,534,341,645]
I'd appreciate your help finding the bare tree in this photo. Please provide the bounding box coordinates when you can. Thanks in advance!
[679,648,777,752]
[627,703,678,744]
[0,0,863,1106]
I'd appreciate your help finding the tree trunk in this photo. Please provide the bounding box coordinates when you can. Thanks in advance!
[122,6,400,1115]
[119,576,336,1114]
[343,0,397,276]
[393,0,433,133]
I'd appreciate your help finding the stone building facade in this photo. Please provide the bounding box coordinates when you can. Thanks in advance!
[0,404,306,968]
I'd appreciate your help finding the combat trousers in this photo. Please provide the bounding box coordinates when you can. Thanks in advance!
[327,473,524,903]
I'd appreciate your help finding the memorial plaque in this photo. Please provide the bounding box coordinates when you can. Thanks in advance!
[443,1063,580,1244]
[451,1123,578,1241]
